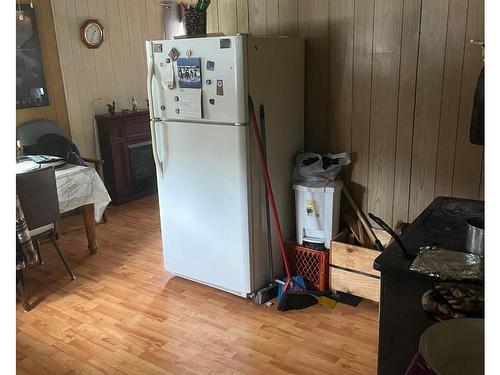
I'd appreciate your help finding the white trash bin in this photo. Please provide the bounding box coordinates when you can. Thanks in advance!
[293,180,343,249]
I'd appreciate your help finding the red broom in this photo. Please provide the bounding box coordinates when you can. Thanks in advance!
[248,96,317,312]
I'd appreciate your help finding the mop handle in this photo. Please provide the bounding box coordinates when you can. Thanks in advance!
[248,97,292,279]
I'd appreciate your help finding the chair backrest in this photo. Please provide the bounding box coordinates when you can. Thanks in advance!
[16,120,62,153]
[16,167,60,230]
[36,133,86,166]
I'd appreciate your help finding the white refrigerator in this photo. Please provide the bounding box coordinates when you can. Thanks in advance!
[145,35,304,297]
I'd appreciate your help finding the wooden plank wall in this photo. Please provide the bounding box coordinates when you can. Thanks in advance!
[16,0,71,138]
[209,0,484,224]
[49,0,165,157]
[48,0,483,223]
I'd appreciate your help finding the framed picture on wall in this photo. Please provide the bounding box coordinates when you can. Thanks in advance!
[16,4,49,109]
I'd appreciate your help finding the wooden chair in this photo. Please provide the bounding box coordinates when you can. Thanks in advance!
[16,167,76,311]
[17,119,107,222]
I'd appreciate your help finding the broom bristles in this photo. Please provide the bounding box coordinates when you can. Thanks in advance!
[277,291,318,312]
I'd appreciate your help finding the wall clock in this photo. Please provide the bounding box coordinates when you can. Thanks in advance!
[80,19,104,49]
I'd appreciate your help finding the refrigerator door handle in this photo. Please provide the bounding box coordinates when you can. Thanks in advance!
[150,120,164,179]
[147,43,164,179]
[146,42,159,120]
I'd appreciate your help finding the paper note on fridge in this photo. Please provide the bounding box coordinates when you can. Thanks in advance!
[160,61,175,89]
[178,89,202,119]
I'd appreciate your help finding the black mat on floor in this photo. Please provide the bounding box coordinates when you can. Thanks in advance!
[332,292,363,307]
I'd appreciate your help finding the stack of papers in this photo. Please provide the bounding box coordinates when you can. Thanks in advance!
[16,155,66,173]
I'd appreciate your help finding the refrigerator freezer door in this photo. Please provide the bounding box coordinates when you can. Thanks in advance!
[146,36,247,124]
[155,121,252,296]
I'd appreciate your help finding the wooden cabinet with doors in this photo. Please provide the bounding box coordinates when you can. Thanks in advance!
[95,110,157,205]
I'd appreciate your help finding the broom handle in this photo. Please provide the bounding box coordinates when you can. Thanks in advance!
[249,97,292,280]
[260,104,275,281]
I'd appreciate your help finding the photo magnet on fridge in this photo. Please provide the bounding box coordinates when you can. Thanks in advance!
[177,58,202,89]
[206,60,215,71]
[168,47,180,61]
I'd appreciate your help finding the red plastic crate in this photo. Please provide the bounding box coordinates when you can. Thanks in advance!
[285,241,329,291]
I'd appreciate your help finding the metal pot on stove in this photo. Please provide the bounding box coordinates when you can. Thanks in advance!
[465,216,484,256]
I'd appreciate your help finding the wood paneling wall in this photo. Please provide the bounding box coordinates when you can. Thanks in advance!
[50,0,164,157]
[16,0,71,138]
[48,0,483,223]
[209,0,484,224]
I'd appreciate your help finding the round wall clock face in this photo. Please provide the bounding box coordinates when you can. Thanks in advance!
[81,20,104,48]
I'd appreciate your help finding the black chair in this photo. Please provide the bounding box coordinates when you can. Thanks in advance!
[16,167,76,311]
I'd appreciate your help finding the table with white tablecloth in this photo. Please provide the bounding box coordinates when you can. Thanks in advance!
[16,161,111,254]
[54,165,110,222]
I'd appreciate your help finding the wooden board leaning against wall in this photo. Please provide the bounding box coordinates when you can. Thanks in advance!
[209,0,484,226]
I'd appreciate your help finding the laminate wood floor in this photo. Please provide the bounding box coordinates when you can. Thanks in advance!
[16,195,379,374]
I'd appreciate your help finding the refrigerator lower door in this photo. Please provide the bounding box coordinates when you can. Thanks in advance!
[155,121,252,296]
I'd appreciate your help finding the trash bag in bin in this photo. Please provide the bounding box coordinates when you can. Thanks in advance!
[293,152,350,182]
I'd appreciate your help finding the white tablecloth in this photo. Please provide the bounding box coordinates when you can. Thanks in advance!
[16,162,111,222]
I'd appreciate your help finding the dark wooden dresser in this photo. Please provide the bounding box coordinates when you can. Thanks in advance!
[95,110,157,205]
